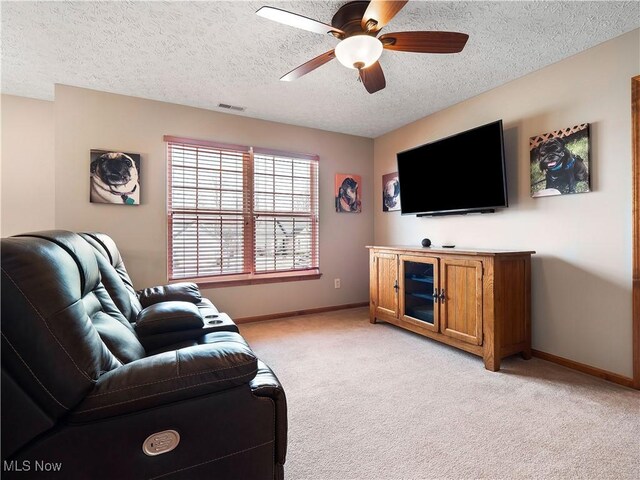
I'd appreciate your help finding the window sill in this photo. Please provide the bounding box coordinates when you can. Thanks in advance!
[170,270,322,288]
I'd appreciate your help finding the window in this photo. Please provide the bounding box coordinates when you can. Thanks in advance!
[166,136,319,286]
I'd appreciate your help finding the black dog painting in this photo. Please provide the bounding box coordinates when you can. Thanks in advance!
[335,174,361,213]
[382,172,401,212]
[530,124,590,197]
[90,150,141,205]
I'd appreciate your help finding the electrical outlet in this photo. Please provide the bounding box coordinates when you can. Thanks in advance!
[334,278,341,289]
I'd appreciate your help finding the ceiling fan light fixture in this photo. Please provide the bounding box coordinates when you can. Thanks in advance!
[335,34,383,70]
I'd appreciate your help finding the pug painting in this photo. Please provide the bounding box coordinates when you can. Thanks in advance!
[90,150,141,205]
[382,172,401,212]
[530,124,590,197]
[335,174,361,213]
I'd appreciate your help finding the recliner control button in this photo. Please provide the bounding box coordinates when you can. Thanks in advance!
[142,430,180,456]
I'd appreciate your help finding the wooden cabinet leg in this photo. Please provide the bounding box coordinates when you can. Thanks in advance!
[484,356,501,372]
[521,348,532,360]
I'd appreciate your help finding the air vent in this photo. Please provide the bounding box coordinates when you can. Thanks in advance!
[217,103,246,112]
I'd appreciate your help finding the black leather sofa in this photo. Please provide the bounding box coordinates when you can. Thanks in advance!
[1,230,287,479]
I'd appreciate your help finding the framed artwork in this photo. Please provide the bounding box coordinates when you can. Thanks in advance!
[530,124,590,197]
[382,171,401,212]
[335,173,361,213]
[90,150,141,205]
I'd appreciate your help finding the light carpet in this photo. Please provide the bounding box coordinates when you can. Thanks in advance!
[240,307,639,480]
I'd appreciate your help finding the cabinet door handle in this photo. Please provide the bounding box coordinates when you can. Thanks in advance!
[439,289,446,303]
[433,288,439,303]
[393,280,399,292]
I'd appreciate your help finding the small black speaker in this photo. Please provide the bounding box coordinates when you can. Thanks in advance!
[421,238,432,247]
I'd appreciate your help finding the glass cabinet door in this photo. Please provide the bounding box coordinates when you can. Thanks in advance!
[400,255,439,332]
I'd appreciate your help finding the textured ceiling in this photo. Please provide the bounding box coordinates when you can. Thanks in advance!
[2,1,638,138]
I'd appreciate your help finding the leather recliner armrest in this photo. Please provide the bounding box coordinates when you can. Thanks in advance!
[251,360,288,468]
[138,282,202,308]
[69,342,258,423]
[135,301,204,336]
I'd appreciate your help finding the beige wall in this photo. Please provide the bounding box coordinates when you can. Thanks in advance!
[374,29,639,377]
[1,95,55,236]
[53,85,374,318]
[3,30,637,376]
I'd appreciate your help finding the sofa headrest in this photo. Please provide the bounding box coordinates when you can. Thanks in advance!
[80,232,122,269]
[78,232,111,262]
[18,230,101,298]
[79,231,142,320]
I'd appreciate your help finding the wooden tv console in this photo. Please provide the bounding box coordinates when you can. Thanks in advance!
[368,246,534,371]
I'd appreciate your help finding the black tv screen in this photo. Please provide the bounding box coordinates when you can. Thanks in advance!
[397,120,508,216]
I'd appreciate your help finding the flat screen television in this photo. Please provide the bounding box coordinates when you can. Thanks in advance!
[397,120,508,217]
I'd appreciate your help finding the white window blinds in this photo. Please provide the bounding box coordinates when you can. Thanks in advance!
[253,150,319,273]
[166,137,319,282]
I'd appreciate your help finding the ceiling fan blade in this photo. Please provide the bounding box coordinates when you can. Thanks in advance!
[361,1,408,33]
[280,50,336,82]
[256,6,344,36]
[359,61,386,94]
[379,31,469,53]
